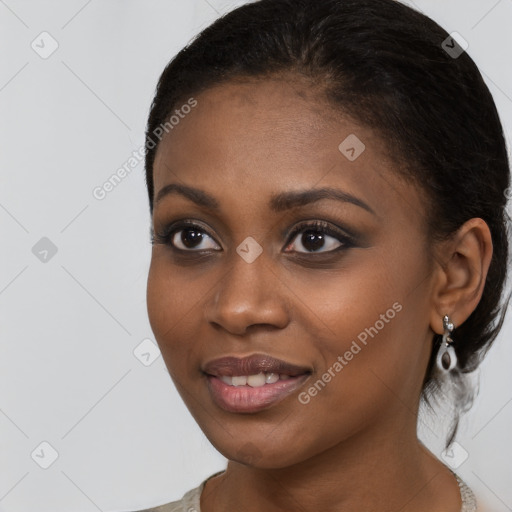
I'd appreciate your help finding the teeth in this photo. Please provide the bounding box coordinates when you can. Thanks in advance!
[265,373,280,384]
[220,375,233,385]
[232,375,247,386]
[247,373,266,387]
[218,372,295,387]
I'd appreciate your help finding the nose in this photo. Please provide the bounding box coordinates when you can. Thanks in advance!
[204,248,290,336]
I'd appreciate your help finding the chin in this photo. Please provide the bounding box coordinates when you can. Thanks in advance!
[208,436,309,470]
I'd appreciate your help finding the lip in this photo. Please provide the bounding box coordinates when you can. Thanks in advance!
[202,353,312,413]
[206,373,311,413]
[202,353,312,377]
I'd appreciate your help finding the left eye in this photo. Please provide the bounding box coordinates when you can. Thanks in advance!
[285,223,352,254]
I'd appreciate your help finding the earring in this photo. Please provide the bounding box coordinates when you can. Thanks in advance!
[436,315,457,371]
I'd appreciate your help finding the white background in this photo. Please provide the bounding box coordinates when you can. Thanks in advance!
[0,1,511,511]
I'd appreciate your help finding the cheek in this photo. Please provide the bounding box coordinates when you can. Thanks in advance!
[298,242,426,371]
[288,247,404,345]
[310,249,429,410]
[146,252,215,376]
[146,257,174,339]
[146,251,202,334]
[146,254,194,362]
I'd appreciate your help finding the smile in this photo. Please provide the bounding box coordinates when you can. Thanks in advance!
[218,372,292,387]
[206,372,311,413]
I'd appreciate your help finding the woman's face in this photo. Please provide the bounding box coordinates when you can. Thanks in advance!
[147,77,438,468]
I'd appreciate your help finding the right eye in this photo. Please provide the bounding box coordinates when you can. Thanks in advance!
[152,222,222,252]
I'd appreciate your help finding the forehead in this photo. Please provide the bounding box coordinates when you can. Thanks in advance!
[159,78,338,163]
[152,77,425,225]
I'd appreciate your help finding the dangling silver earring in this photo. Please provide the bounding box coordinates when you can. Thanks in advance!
[436,315,457,371]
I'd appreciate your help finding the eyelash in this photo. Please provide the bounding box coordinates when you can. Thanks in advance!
[285,220,355,254]
[152,219,355,256]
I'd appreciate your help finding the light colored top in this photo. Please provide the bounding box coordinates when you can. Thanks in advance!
[131,469,478,512]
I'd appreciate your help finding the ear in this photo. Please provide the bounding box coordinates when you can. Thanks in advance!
[429,218,493,335]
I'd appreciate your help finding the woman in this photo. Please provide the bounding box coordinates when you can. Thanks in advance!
[137,0,511,510]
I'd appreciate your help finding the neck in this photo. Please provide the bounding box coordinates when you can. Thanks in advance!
[202,411,462,512]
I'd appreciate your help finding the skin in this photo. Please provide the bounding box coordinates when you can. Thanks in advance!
[146,76,493,512]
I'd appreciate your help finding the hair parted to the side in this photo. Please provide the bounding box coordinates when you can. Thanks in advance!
[144,0,511,448]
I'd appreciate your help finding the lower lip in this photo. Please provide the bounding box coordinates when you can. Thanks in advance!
[206,374,311,413]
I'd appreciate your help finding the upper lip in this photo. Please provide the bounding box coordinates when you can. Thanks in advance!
[202,353,312,377]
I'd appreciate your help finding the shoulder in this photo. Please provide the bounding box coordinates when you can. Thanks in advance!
[125,470,225,512]
[432,469,495,512]
[451,470,496,512]
[129,485,202,512]
[137,488,199,511]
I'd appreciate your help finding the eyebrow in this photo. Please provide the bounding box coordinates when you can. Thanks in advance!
[154,183,376,216]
